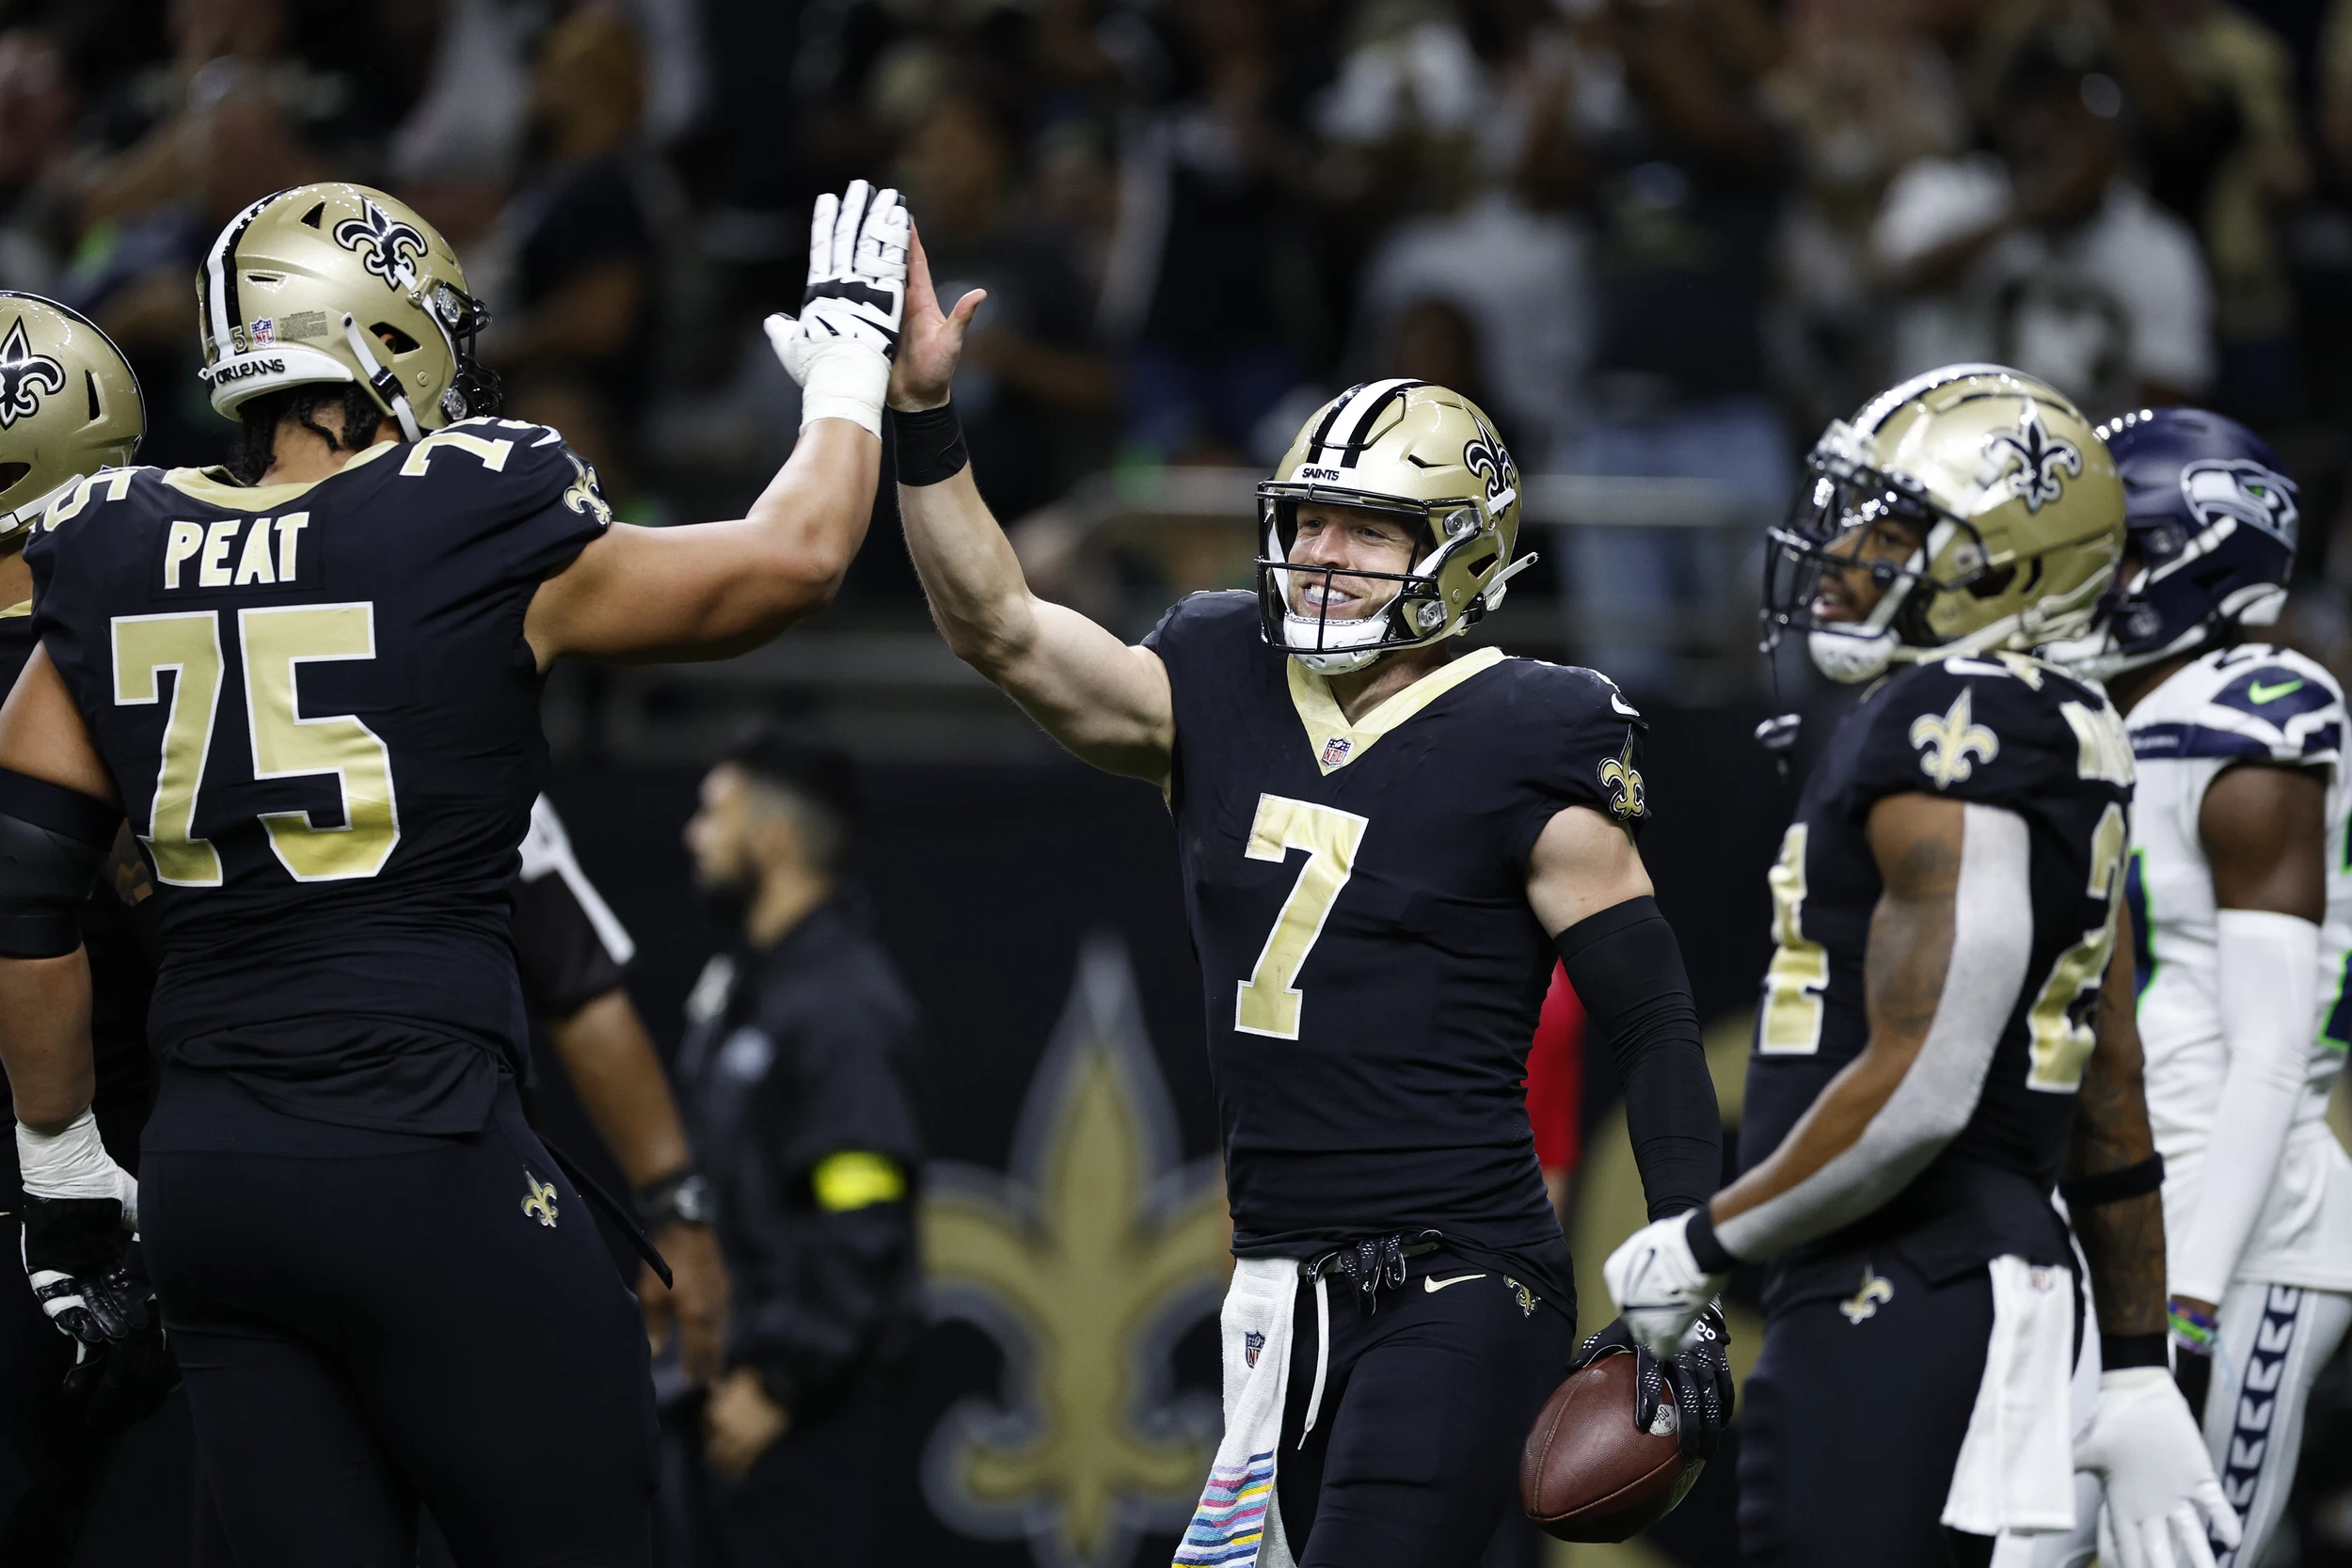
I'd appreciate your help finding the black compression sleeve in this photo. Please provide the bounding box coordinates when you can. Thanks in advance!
[1555,896,1722,1219]
[0,768,119,958]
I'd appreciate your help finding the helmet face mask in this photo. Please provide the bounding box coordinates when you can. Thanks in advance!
[1253,380,1529,674]
[1761,365,2122,684]
[0,293,143,542]
[198,183,502,441]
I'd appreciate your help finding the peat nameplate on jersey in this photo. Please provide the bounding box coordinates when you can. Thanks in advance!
[151,510,320,600]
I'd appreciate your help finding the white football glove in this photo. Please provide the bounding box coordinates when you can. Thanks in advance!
[763,180,909,436]
[2077,1367,2240,1568]
[1602,1210,1726,1357]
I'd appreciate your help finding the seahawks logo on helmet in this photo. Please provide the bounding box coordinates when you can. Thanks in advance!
[333,198,429,291]
[1980,404,2083,514]
[0,316,67,430]
[2181,458,2297,550]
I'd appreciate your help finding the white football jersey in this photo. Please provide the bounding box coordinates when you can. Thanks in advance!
[2127,642,2352,1291]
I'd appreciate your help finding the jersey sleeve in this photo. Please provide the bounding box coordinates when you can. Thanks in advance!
[1141,591,1257,680]
[413,419,614,586]
[511,795,634,1019]
[1847,660,2089,816]
[1502,663,1649,864]
[2134,651,2344,771]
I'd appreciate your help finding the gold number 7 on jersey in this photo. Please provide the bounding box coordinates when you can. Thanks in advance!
[111,604,402,886]
[1234,794,1370,1039]
[1759,823,1827,1053]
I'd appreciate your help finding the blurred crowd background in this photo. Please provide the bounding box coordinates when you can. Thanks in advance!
[5,0,2351,690]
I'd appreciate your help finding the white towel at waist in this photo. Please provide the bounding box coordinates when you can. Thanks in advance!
[1943,1255,2080,1538]
[1175,1258,1299,1568]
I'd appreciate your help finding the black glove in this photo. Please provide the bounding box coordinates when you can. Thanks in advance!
[21,1194,142,1345]
[1572,1305,1735,1462]
[61,1239,178,1434]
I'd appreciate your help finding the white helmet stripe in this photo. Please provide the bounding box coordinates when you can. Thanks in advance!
[205,196,276,356]
[1311,378,1421,466]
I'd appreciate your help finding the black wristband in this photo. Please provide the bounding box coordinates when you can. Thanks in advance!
[635,1169,712,1227]
[892,402,968,487]
[2101,1331,2169,1370]
[2058,1153,2165,1210]
[1684,1204,1736,1274]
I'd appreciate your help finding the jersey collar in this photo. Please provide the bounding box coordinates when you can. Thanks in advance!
[1286,644,1505,776]
[0,599,27,619]
[162,439,402,512]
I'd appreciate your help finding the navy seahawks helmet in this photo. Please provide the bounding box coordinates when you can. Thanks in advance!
[2046,407,2299,681]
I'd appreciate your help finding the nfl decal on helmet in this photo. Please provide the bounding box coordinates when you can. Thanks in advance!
[1257,379,1534,673]
[2042,406,2299,681]
[196,182,499,441]
[1761,364,2123,684]
[0,293,141,540]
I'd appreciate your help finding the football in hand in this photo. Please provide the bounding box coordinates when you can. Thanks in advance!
[1520,1351,1702,1543]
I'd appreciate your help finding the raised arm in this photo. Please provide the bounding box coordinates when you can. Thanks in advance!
[525,182,903,668]
[888,232,1173,782]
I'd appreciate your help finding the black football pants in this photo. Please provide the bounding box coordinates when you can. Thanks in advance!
[139,1087,658,1568]
[1275,1251,1573,1568]
[1737,1253,1997,1568]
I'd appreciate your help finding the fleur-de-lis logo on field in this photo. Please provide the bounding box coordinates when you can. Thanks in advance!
[0,317,66,430]
[520,1172,560,1227]
[1980,404,2082,514]
[1910,689,1998,789]
[333,198,428,290]
[1597,736,1645,820]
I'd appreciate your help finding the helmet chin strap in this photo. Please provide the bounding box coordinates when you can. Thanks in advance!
[342,313,422,442]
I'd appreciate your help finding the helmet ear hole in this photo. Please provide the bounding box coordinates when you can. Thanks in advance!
[371,323,421,355]
[1966,563,2018,600]
[0,462,29,491]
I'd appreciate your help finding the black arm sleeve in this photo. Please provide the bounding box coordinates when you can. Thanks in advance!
[1555,896,1721,1220]
[0,768,119,958]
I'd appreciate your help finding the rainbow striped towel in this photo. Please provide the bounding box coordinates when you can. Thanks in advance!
[1174,1257,1299,1568]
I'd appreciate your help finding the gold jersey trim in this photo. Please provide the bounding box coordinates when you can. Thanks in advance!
[1286,643,1505,775]
[0,599,29,619]
[162,438,401,511]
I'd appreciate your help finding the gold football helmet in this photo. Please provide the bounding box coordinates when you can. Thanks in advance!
[1257,379,1531,673]
[197,182,498,440]
[1762,364,2122,683]
[0,293,142,541]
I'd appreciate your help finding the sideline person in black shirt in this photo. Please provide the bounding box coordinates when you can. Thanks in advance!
[674,725,923,1568]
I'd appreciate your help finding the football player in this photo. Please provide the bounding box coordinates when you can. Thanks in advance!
[2041,409,2352,1567]
[1602,367,2236,1568]
[0,178,903,1567]
[0,291,157,1567]
[885,250,1728,1564]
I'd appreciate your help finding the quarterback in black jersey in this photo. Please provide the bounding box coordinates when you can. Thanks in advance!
[887,256,1724,1563]
[0,179,904,1568]
[1600,368,2235,1568]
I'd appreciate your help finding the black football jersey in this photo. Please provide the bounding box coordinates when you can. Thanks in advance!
[1145,592,1646,1278]
[23,420,612,1133]
[1738,653,2135,1301]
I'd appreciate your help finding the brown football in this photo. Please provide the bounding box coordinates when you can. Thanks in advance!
[1519,1352,1701,1544]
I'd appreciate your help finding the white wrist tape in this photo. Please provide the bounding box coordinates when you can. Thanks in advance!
[793,341,889,438]
[17,1109,137,1227]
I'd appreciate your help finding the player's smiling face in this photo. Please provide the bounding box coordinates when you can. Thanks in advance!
[1813,514,1925,626]
[1286,503,1422,621]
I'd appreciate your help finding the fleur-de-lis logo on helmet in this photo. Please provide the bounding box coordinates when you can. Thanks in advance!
[1460,406,1517,507]
[0,316,67,430]
[1980,403,2083,515]
[333,198,429,291]
[1909,689,1999,789]
[1597,736,1646,819]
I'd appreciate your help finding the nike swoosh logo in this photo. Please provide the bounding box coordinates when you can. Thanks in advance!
[2249,679,2306,704]
[1423,1273,1486,1293]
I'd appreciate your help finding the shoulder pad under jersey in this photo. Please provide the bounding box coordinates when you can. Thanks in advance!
[2129,644,2344,769]
[395,418,614,526]
[1851,652,2131,811]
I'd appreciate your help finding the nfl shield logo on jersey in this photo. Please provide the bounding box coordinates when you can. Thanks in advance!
[1321,736,1353,768]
